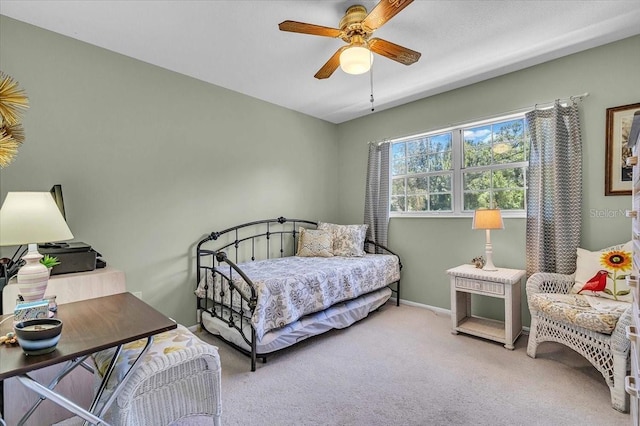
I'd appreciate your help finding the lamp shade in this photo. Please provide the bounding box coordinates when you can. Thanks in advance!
[0,192,73,246]
[472,208,504,230]
[339,46,373,75]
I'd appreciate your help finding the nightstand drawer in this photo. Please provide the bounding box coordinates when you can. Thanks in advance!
[455,277,505,295]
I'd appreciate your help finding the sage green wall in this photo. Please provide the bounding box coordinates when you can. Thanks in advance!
[1,15,638,329]
[336,35,640,325]
[0,16,339,326]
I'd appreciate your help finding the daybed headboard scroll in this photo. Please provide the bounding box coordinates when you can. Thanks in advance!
[196,217,318,283]
[198,217,318,258]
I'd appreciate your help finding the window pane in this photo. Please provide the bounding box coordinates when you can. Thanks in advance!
[392,158,406,176]
[464,146,492,167]
[492,168,525,189]
[429,133,452,152]
[407,195,428,211]
[494,189,525,210]
[464,125,491,147]
[391,178,405,196]
[493,119,526,163]
[429,174,451,192]
[493,143,524,163]
[391,196,406,212]
[463,170,491,191]
[430,194,452,211]
[464,192,491,210]
[407,177,428,195]
[392,143,406,160]
[427,152,452,171]
[407,139,428,156]
[407,155,428,174]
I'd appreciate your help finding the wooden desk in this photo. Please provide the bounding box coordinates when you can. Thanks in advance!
[2,267,126,425]
[0,293,176,425]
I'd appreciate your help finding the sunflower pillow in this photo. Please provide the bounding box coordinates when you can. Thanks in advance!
[571,241,633,302]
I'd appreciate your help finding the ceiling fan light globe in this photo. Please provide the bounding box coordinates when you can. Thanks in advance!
[339,46,373,75]
[492,142,511,154]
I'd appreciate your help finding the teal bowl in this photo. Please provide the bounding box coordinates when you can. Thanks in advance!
[14,318,63,356]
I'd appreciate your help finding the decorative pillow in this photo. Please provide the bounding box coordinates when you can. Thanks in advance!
[317,222,368,257]
[295,227,333,257]
[571,241,633,302]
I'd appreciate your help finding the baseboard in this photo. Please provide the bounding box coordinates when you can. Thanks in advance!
[391,297,530,335]
[191,299,530,335]
[391,297,451,316]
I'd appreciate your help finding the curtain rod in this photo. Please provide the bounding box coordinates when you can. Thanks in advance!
[370,92,590,146]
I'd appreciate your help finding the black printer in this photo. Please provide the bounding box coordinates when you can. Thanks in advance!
[38,242,103,275]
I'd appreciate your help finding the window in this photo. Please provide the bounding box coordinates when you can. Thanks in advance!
[390,114,528,216]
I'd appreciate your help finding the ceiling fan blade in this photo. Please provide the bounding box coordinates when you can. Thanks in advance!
[369,38,421,65]
[362,0,414,31]
[314,47,348,79]
[278,20,342,38]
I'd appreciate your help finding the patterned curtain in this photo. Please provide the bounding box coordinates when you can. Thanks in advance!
[364,142,390,246]
[525,102,582,275]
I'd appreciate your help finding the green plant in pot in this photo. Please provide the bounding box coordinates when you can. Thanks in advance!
[40,254,61,270]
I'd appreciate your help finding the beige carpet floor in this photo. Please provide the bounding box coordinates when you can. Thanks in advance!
[196,302,629,426]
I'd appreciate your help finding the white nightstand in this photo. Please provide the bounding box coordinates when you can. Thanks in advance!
[446,264,525,349]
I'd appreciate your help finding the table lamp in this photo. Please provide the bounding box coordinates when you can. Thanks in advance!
[0,192,74,301]
[472,208,504,271]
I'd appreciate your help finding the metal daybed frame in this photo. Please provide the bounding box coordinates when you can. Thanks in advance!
[195,217,402,371]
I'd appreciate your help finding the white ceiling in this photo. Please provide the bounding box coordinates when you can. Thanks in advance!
[1,1,640,124]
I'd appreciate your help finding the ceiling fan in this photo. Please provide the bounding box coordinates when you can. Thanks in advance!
[279,0,421,79]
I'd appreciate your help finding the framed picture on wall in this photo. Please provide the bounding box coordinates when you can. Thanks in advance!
[605,102,640,196]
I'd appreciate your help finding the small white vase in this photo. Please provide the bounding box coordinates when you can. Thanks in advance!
[17,251,50,302]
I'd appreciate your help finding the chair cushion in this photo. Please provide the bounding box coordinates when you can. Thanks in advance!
[530,293,625,334]
[92,324,211,390]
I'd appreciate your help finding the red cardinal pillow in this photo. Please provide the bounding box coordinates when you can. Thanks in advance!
[571,241,633,302]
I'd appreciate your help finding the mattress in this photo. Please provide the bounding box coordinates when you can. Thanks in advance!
[201,287,392,353]
[196,254,400,340]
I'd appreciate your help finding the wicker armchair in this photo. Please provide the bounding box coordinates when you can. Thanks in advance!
[55,326,222,426]
[526,272,632,412]
[92,325,222,425]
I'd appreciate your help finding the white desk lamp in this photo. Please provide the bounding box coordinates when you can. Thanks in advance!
[0,192,73,301]
[472,208,504,271]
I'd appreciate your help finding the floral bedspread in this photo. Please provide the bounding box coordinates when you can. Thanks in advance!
[196,254,400,340]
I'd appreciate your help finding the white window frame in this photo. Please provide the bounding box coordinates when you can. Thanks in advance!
[389,112,528,218]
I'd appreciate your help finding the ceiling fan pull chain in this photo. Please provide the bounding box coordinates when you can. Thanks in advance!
[369,64,375,112]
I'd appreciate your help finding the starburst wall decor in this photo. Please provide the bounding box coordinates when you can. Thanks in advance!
[0,72,29,168]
